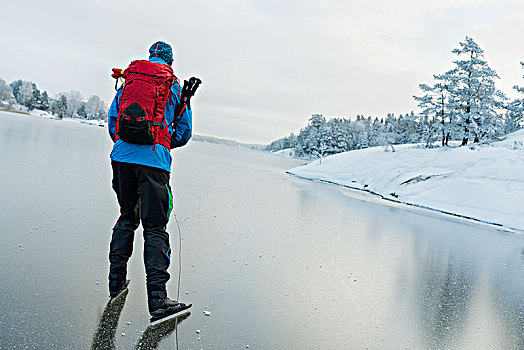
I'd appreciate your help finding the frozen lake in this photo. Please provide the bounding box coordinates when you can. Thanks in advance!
[1,111,524,349]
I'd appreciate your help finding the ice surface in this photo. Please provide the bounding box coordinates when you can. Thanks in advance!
[2,111,524,349]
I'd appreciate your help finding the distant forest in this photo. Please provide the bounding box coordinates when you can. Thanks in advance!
[268,37,524,157]
[0,78,107,120]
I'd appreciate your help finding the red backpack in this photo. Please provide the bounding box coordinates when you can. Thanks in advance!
[111,60,179,150]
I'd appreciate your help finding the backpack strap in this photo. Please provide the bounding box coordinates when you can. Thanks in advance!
[163,78,173,108]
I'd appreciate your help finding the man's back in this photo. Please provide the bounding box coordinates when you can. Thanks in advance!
[106,41,193,325]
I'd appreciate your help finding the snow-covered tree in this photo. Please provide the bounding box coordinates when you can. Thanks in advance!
[369,117,383,146]
[11,80,31,110]
[375,113,397,151]
[77,103,87,119]
[9,80,23,104]
[267,132,296,152]
[0,78,16,109]
[283,132,296,149]
[414,74,455,146]
[514,61,524,95]
[63,91,83,118]
[315,122,332,162]
[328,118,348,154]
[37,91,50,111]
[31,85,41,111]
[504,99,523,134]
[508,61,524,132]
[403,111,422,143]
[85,95,107,120]
[51,95,68,119]
[9,80,42,110]
[295,114,326,158]
[445,37,507,144]
[343,115,370,149]
[20,81,36,110]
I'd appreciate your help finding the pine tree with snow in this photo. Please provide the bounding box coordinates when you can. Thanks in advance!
[376,113,397,151]
[394,114,409,144]
[283,132,296,149]
[19,81,35,110]
[307,114,325,157]
[414,73,455,146]
[267,132,297,152]
[369,117,383,146]
[294,114,327,158]
[64,91,83,118]
[86,95,107,120]
[514,61,524,95]
[39,91,50,111]
[9,80,41,111]
[508,61,524,132]
[30,83,41,111]
[445,36,507,145]
[316,122,333,162]
[404,111,421,143]
[0,78,16,109]
[52,95,68,119]
[354,116,370,149]
[328,118,348,154]
[77,103,87,119]
[504,99,523,134]
[9,80,23,105]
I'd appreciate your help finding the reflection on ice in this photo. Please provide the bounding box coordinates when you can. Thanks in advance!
[135,313,190,350]
[90,287,190,350]
[91,290,128,350]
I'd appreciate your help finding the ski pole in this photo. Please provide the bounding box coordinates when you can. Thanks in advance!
[174,77,202,119]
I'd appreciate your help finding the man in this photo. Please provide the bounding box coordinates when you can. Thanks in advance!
[107,41,192,321]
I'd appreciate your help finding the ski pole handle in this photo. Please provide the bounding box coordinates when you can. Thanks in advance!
[189,77,202,97]
[174,77,202,117]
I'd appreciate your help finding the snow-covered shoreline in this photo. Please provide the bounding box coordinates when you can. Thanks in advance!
[287,130,524,233]
[0,108,108,127]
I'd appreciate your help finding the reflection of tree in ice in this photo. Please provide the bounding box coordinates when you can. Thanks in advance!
[415,253,477,349]
[487,252,524,349]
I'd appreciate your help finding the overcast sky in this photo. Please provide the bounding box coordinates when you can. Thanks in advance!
[1,0,524,143]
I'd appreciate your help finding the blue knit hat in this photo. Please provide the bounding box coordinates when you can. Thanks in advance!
[149,41,173,66]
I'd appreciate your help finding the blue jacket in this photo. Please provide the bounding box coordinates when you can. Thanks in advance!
[108,57,192,172]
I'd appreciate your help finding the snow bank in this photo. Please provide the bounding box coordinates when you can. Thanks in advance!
[30,109,54,119]
[288,130,524,232]
[272,148,296,157]
[1,109,107,128]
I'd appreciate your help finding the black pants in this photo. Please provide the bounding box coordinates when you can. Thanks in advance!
[109,161,173,294]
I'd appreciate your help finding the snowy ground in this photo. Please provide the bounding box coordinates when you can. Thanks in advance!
[288,130,524,232]
[22,108,107,126]
[272,148,296,157]
[29,109,55,118]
